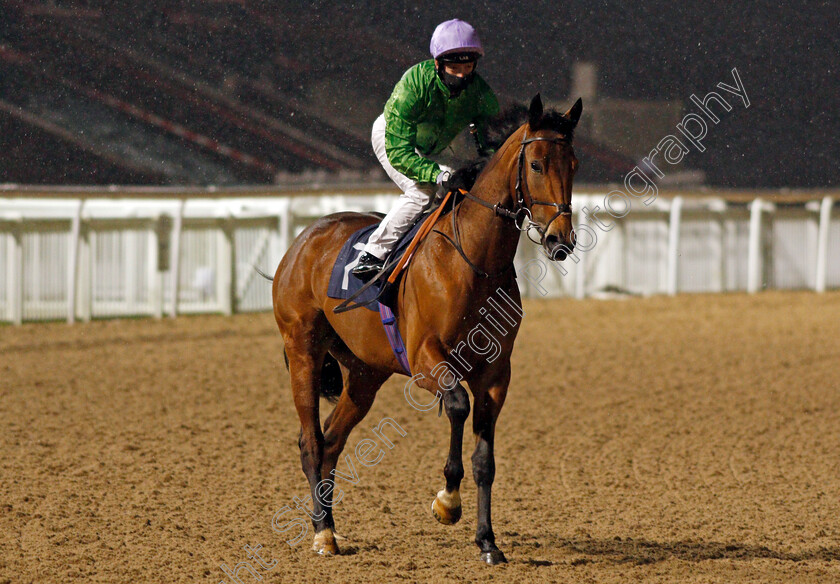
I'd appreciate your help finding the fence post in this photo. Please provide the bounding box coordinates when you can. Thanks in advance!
[217,218,235,316]
[67,200,84,324]
[716,211,727,292]
[815,196,833,293]
[124,229,139,314]
[7,219,23,325]
[667,196,683,295]
[148,216,162,319]
[169,199,185,318]
[75,221,92,322]
[747,198,765,293]
[276,198,290,260]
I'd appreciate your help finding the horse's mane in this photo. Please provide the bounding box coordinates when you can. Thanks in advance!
[483,103,529,151]
[445,102,575,194]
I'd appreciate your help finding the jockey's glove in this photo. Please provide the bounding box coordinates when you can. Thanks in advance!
[435,170,452,197]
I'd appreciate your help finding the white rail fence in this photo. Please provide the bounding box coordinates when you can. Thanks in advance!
[0,192,837,324]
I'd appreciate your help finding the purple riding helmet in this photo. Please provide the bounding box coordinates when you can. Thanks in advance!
[430,19,484,60]
[430,19,484,95]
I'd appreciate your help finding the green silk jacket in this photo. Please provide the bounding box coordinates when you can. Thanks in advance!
[383,59,499,183]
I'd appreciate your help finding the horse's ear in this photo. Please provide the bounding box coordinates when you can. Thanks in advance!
[528,94,543,129]
[564,97,583,127]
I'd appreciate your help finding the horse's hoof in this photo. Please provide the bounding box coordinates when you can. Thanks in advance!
[479,549,508,565]
[431,489,462,525]
[312,529,340,556]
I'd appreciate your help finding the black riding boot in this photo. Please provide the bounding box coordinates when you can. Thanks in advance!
[351,252,385,281]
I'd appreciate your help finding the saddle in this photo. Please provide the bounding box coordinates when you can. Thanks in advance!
[328,190,454,314]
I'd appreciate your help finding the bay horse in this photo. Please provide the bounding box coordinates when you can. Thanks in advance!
[271,94,581,564]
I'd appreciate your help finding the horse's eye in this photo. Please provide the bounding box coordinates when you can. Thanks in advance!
[530,161,542,173]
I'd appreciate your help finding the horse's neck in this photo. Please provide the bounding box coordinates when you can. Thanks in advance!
[449,144,521,277]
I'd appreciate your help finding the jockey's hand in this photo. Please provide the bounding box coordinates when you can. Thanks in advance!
[445,162,484,194]
[435,170,452,196]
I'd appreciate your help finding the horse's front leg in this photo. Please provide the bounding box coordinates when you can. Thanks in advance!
[412,347,470,526]
[432,382,470,525]
[470,363,510,564]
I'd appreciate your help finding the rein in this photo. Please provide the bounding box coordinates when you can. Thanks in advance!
[435,132,573,276]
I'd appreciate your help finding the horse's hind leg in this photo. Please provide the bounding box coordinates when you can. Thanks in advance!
[320,361,389,500]
[283,326,338,555]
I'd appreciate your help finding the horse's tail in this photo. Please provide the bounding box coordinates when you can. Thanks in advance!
[253,265,274,282]
[283,348,343,403]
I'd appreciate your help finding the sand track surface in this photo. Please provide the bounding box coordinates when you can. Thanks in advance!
[2,291,840,583]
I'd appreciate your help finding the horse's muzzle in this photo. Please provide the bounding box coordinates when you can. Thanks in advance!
[544,229,575,261]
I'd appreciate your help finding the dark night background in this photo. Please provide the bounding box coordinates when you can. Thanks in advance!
[0,0,836,188]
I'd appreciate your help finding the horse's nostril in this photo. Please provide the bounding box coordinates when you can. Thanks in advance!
[543,234,566,261]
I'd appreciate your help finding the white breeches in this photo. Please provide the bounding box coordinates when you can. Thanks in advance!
[363,114,476,259]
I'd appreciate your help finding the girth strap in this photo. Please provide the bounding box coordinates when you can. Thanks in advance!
[379,303,410,374]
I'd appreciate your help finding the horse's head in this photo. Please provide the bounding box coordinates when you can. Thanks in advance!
[513,94,582,261]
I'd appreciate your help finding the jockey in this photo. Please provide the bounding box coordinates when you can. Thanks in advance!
[351,18,500,280]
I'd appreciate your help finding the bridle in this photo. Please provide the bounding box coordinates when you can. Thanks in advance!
[435,131,574,277]
[511,134,574,239]
[462,132,573,238]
